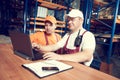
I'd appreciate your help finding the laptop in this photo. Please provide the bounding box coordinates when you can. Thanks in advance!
[9,30,43,60]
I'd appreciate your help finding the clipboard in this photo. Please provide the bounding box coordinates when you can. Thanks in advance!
[22,60,73,78]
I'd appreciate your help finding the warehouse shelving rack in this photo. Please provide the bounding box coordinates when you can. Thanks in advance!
[23,0,73,36]
[86,0,120,64]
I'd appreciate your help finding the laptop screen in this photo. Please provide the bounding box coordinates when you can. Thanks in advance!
[9,30,34,59]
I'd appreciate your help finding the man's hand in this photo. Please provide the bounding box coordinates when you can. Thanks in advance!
[43,52,62,60]
[32,43,40,51]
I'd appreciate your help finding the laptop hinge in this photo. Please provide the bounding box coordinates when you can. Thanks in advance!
[14,50,32,60]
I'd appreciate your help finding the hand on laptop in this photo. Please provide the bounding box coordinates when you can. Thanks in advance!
[43,52,62,60]
[32,43,48,54]
[32,43,40,51]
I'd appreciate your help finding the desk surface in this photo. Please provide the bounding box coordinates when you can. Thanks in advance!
[0,44,119,80]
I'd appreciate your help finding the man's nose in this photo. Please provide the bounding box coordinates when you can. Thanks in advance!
[68,20,72,24]
[46,26,50,29]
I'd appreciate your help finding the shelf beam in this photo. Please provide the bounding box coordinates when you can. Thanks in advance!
[37,0,67,9]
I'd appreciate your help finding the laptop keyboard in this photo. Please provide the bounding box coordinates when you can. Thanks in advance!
[32,49,43,60]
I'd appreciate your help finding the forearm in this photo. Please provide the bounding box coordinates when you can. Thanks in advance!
[60,49,94,63]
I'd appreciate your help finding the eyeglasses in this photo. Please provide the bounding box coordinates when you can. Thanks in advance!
[66,17,81,22]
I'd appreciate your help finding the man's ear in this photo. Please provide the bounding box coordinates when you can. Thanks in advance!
[79,18,84,23]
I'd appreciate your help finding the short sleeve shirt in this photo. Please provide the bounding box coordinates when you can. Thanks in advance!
[30,31,61,45]
[57,28,96,66]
